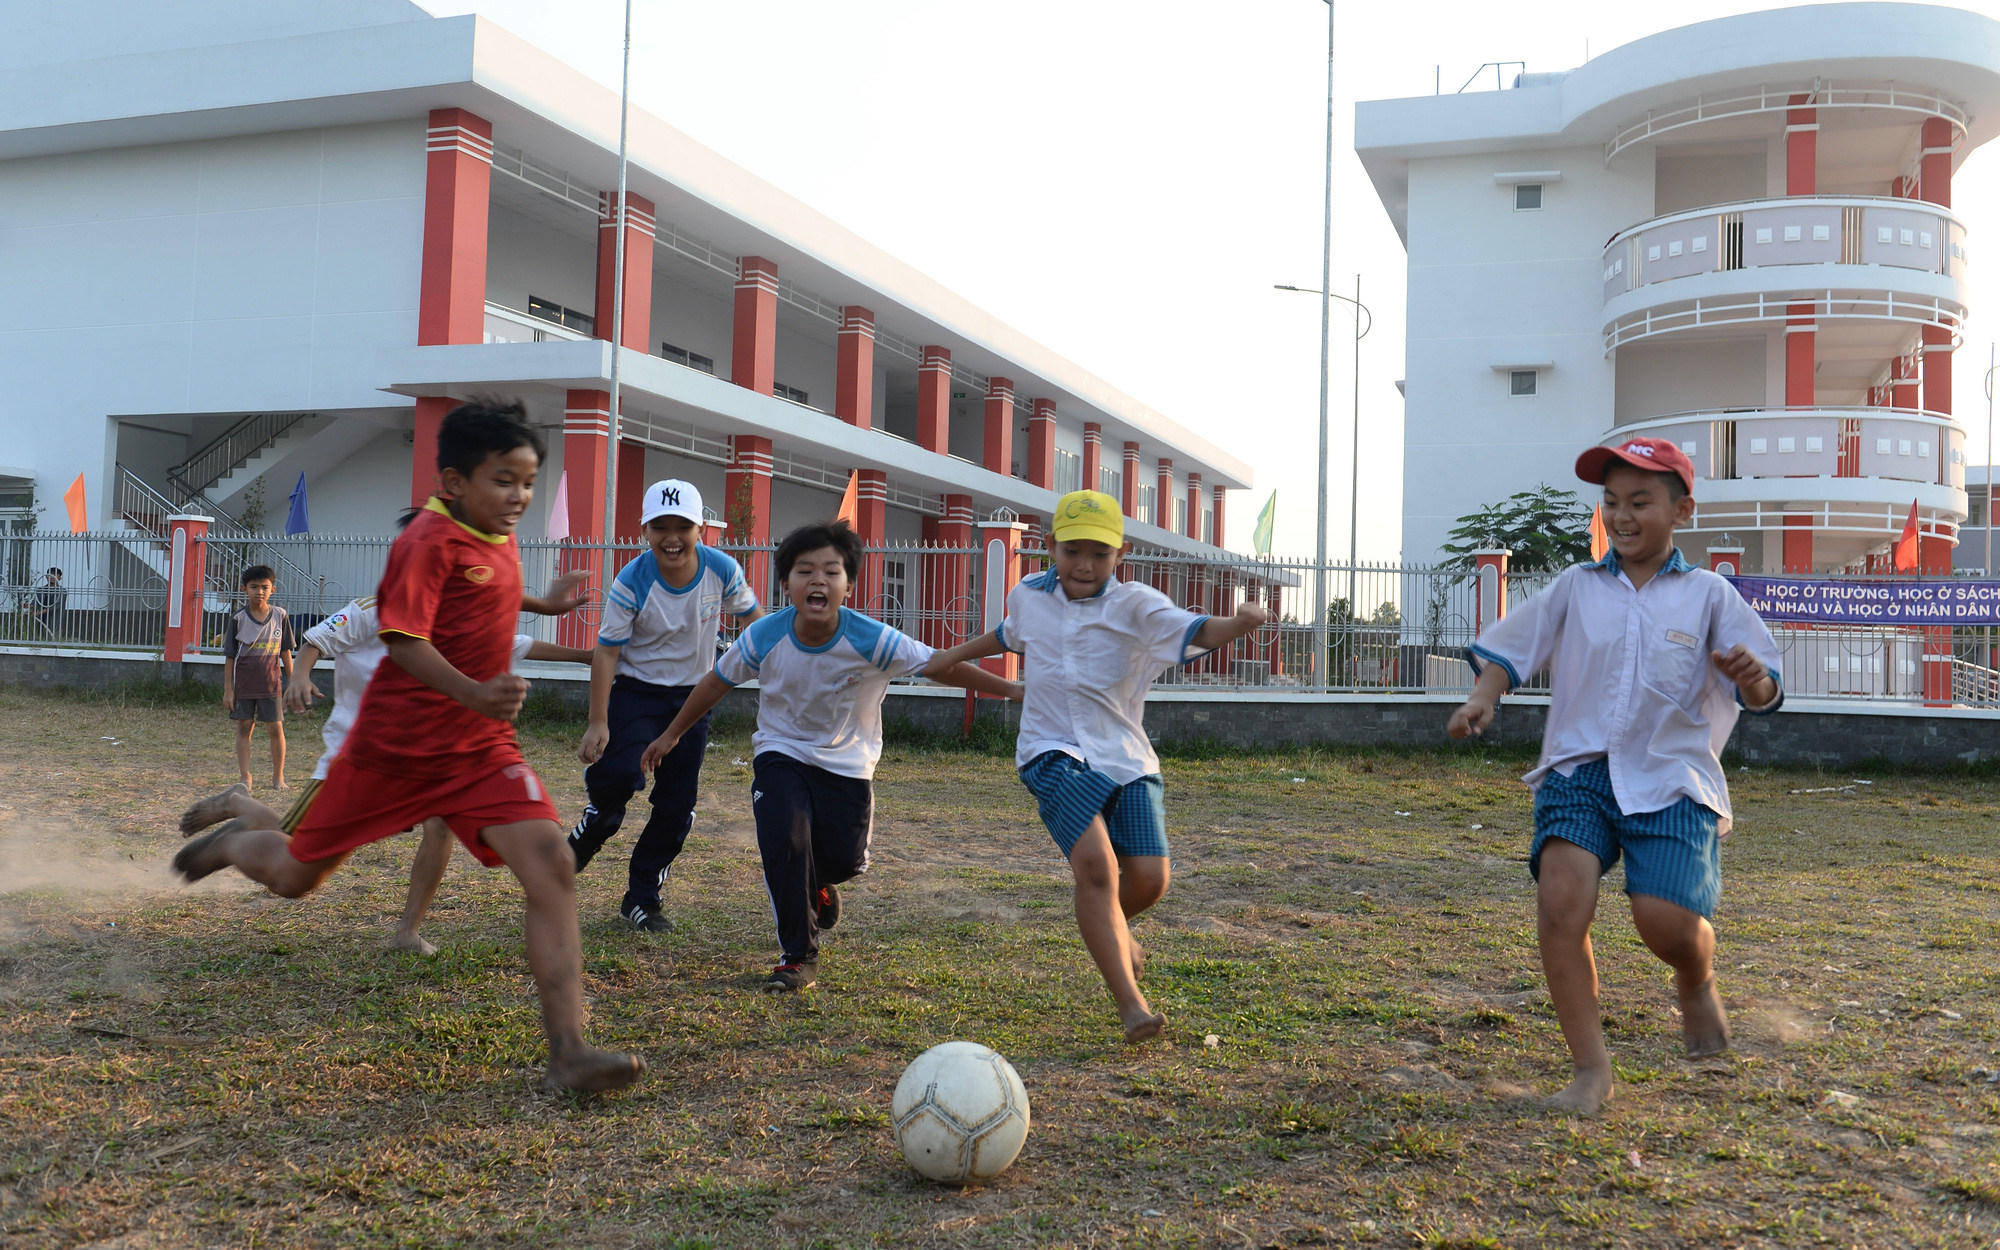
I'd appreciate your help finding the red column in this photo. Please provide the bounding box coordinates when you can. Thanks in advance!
[1156,459,1173,529]
[162,514,211,663]
[1920,116,1953,209]
[984,377,1015,477]
[1473,549,1509,637]
[1185,472,1202,539]
[561,390,611,647]
[616,439,646,539]
[594,192,655,351]
[1082,423,1102,491]
[1026,399,1056,489]
[836,307,875,428]
[1120,442,1141,517]
[938,494,974,647]
[1923,327,1953,415]
[725,435,773,599]
[1211,485,1227,549]
[1782,521,1813,574]
[1785,304,1815,406]
[414,107,493,504]
[853,469,888,613]
[1707,546,1745,577]
[917,346,951,453]
[1921,520,1954,704]
[1267,582,1284,676]
[1785,96,1816,196]
[977,518,1027,680]
[1893,349,1922,409]
[733,257,779,394]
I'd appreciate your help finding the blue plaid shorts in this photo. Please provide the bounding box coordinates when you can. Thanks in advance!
[1019,751,1170,860]
[1530,757,1721,918]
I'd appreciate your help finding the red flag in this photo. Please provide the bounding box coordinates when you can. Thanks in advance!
[834,471,858,527]
[1587,504,1609,561]
[1893,499,1919,572]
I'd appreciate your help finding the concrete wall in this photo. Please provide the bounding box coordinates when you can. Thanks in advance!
[15,647,2000,769]
[1613,335,1768,425]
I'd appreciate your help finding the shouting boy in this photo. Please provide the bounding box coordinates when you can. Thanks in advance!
[222,564,294,791]
[173,399,643,1093]
[637,519,1019,992]
[926,490,1269,1042]
[1447,437,1782,1113]
[573,479,762,933]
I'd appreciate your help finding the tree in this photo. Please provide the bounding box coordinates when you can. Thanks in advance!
[1439,485,1592,574]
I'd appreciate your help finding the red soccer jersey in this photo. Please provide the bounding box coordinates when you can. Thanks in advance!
[339,498,525,779]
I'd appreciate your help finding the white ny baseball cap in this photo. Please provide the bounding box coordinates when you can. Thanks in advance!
[638,479,704,526]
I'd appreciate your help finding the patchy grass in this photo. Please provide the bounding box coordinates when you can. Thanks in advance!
[3,685,2000,1246]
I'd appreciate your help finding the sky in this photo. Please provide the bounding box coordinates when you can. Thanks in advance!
[422,0,2000,561]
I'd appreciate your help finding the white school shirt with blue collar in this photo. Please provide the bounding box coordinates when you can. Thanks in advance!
[713,607,933,780]
[997,570,1212,785]
[598,546,759,687]
[1467,548,1783,825]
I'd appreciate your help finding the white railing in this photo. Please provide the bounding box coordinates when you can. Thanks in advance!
[1603,406,1966,490]
[1605,83,1969,165]
[483,302,590,345]
[1604,287,1965,352]
[1680,498,1960,542]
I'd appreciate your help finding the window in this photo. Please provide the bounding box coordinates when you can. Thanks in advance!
[660,342,715,374]
[1054,448,1081,496]
[1173,497,1187,534]
[1513,183,1542,211]
[1098,466,1121,502]
[1969,489,1987,529]
[1510,370,1537,397]
[528,296,593,334]
[1202,509,1214,544]
[1137,484,1156,527]
[775,382,810,406]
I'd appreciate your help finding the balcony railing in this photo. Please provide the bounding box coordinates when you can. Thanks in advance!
[1607,406,1966,490]
[1604,82,1969,165]
[482,301,591,345]
[1602,195,1966,307]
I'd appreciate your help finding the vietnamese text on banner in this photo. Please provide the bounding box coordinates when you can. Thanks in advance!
[1726,574,2000,625]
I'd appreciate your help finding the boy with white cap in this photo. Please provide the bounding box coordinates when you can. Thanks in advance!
[573,478,763,931]
[925,490,1270,1042]
[1448,436,1784,1113]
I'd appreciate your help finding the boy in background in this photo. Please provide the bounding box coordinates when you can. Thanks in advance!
[925,490,1269,1043]
[573,478,762,933]
[222,564,294,791]
[174,400,643,1092]
[636,520,1018,992]
[1448,437,1782,1114]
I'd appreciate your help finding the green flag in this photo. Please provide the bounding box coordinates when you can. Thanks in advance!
[1252,491,1277,556]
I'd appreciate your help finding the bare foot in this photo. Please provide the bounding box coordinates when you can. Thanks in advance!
[1681,977,1731,1058]
[1543,1068,1614,1115]
[238,774,254,791]
[180,784,248,836]
[543,1046,646,1093]
[173,818,248,883]
[1122,1009,1167,1044]
[1129,939,1146,982]
[272,778,290,792]
[391,932,438,957]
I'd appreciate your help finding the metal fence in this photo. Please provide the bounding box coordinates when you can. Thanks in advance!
[6,526,2000,708]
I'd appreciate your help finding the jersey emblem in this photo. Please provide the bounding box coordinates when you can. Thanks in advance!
[465,566,494,585]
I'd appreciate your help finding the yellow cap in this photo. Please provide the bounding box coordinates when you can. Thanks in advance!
[1050,489,1124,548]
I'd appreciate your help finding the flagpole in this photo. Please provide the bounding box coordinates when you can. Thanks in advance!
[600,0,634,575]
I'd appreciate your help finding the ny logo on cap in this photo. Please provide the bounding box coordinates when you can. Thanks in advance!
[1623,442,1655,457]
[660,487,680,507]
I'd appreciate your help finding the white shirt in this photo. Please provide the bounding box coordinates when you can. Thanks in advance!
[1468,550,1783,823]
[998,570,1211,784]
[713,607,932,780]
[599,546,759,687]
[302,597,533,780]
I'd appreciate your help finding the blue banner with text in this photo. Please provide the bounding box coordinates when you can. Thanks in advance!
[1726,575,2000,625]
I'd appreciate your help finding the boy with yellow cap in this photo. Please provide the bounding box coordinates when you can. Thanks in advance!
[927,490,1270,1041]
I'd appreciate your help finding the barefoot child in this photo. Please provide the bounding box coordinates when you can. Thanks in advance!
[637,519,1019,992]
[572,479,762,933]
[173,399,643,1092]
[221,565,294,791]
[924,490,1270,1043]
[1446,437,1782,1113]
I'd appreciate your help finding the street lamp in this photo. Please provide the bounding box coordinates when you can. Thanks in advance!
[1984,343,1997,577]
[601,0,635,563]
[1275,280,1371,675]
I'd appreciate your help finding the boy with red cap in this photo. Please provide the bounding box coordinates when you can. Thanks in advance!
[1447,436,1783,1114]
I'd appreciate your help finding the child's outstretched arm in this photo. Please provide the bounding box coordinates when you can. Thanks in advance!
[1712,642,1780,710]
[283,643,326,711]
[639,672,732,772]
[385,635,527,722]
[1447,664,1512,739]
[1191,600,1271,652]
[928,659,1024,702]
[523,640,594,665]
[924,631,1006,679]
[521,570,590,616]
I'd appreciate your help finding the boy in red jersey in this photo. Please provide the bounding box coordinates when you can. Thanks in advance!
[173,400,643,1093]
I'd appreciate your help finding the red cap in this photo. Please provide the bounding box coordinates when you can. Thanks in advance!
[1576,436,1696,495]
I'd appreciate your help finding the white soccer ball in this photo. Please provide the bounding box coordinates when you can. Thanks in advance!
[890,1041,1031,1184]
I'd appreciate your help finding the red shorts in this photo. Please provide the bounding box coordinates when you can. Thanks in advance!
[288,752,560,867]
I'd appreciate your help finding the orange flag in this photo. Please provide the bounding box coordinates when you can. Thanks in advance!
[834,471,858,526]
[1587,504,1609,561]
[63,473,87,533]
[1893,499,1920,572]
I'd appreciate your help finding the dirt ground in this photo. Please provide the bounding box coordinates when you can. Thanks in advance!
[3,683,2000,1249]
